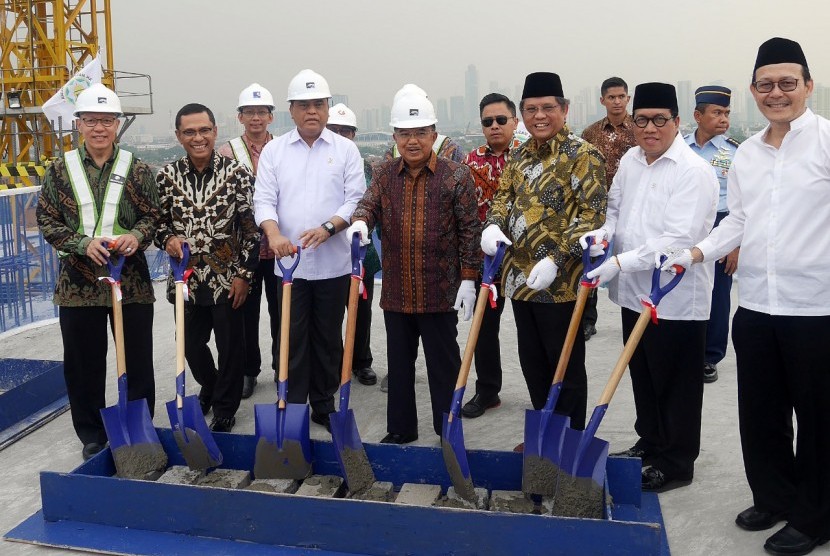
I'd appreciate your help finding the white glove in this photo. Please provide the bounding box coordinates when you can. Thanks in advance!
[526,258,558,290]
[481,224,512,256]
[658,249,693,275]
[346,220,370,246]
[586,257,621,284]
[453,279,477,321]
[579,228,609,257]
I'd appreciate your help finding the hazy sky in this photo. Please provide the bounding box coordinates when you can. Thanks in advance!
[111,0,830,134]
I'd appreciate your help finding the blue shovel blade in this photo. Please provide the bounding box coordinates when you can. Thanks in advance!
[560,426,610,488]
[330,408,375,494]
[330,407,364,453]
[253,402,311,480]
[165,396,222,470]
[101,397,161,450]
[441,412,477,502]
[523,408,570,463]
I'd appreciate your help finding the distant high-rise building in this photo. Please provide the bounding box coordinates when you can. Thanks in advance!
[331,94,349,107]
[450,96,465,129]
[676,80,693,125]
[436,98,450,128]
[813,84,830,119]
[514,85,523,105]
[488,80,498,95]
[465,64,479,127]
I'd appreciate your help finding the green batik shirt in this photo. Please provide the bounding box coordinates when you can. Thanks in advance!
[487,125,607,303]
[36,144,161,307]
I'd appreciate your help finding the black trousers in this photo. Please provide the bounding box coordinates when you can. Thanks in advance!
[384,311,460,437]
[705,211,733,365]
[243,258,281,376]
[59,303,155,446]
[582,288,598,327]
[277,275,349,415]
[511,299,587,430]
[183,302,245,419]
[621,307,705,479]
[732,307,830,539]
[352,277,375,370]
[472,279,505,400]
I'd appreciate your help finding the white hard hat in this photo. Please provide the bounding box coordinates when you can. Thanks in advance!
[73,83,122,116]
[238,83,274,110]
[390,93,438,129]
[392,83,428,106]
[328,103,357,128]
[286,69,331,101]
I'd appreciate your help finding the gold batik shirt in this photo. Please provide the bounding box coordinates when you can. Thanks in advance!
[487,125,607,303]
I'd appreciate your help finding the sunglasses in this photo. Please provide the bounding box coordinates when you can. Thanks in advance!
[481,115,510,127]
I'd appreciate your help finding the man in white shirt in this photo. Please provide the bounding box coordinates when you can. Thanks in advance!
[663,38,830,555]
[582,82,718,493]
[253,69,366,432]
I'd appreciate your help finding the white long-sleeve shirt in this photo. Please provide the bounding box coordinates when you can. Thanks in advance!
[254,127,366,280]
[605,132,718,320]
[697,108,830,316]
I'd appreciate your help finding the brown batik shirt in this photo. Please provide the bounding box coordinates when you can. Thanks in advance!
[581,114,637,185]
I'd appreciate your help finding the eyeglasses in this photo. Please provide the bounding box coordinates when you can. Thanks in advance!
[327,125,355,137]
[481,115,511,127]
[521,104,559,116]
[395,129,433,140]
[80,116,118,128]
[180,127,215,138]
[241,108,271,117]
[752,78,799,93]
[632,114,674,128]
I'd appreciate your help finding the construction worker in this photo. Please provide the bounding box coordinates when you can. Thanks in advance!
[217,83,279,399]
[253,69,366,433]
[326,103,380,388]
[156,103,260,433]
[348,93,481,444]
[36,83,161,460]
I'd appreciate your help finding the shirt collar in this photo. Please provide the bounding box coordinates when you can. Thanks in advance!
[789,107,814,131]
[685,130,728,149]
[634,131,685,164]
[288,127,332,145]
[477,137,521,157]
[182,150,217,174]
[396,151,438,175]
[79,143,118,165]
[525,125,571,156]
[601,114,633,130]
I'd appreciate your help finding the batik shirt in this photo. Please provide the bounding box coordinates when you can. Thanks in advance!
[487,125,607,303]
[464,138,523,222]
[36,144,160,307]
[581,114,636,185]
[155,152,259,306]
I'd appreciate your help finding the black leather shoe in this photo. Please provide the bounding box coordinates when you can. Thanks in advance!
[82,442,106,461]
[461,394,501,418]
[353,367,377,386]
[610,445,655,466]
[764,524,826,555]
[241,376,257,399]
[703,363,719,384]
[380,432,418,444]
[736,506,788,532]
[641,466,692,493]
[311,412,331,433]
[584,323,597,341]
[209,415,235,433]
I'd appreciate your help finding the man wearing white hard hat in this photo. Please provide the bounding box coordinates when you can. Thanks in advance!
[348,93,481,444]
[254,69,366,433]
[218,83,278,399]
[37,83,161,461]
[326,103,380,388]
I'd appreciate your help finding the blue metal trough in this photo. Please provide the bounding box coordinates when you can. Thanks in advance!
[6,428,669,555]
[0,358,68,450]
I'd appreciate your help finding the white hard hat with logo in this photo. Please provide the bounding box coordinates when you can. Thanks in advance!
[392,83,428,106]
[286,69,332,101]
[328,103,357,128]
[238,83,275,110]
[390,93,437,129]
[73,83,122,116]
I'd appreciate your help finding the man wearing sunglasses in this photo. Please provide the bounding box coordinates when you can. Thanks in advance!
[37,83,161,461]
[156,102,260,434]
[581,77,637,342]
[459,93,519,419]
[482,72,607,440]
[662,38,830,555]
[217,83,278,400]
[582,82,718,493]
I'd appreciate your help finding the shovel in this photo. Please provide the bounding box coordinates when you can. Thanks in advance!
[165,243,222,470]
[441,242,506,504]
[99,245,168,479]
[522,237,607,496]
[253,246,312,480]
[330,233,376,494]
[552,259,684,518]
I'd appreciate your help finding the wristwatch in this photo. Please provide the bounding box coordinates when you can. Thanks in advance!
[322,221,336,236]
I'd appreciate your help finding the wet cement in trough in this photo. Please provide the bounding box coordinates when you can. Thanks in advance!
[551,475,603,519]
[112,443,168,480]
[340,446,375,495]
[522,455,559,497]
[441,440,477,503]
[253,437,311,480]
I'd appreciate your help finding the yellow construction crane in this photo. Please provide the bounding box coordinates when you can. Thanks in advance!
[0,0,151,188]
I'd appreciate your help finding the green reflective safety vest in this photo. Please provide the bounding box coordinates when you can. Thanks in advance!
[229,137,253,172]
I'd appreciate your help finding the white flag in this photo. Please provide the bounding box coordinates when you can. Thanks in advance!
[42,56,103,135]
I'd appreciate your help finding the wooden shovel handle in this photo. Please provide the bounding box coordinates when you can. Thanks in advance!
[454,285,492,391]
[597,307,652,406]
[277,282,292,388]
[111,283,127,380]
[551,285,591,386]
[340,276,361,387]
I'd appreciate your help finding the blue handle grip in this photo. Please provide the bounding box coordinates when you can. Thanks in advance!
[101,241,126,281]
[581,236,609,280]
[482,241,507,284]
[649,255,685,306]
[276,246,301,282]
[351,233,367,278]
[170,242,190,281]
